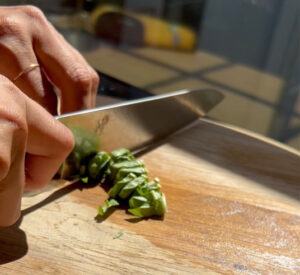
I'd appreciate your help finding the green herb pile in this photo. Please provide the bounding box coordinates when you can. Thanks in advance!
[63,128,167,218]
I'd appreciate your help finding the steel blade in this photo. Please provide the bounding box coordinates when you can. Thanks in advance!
[56,89,223,153]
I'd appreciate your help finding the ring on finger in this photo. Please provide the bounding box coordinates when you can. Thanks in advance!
[13,64,40,82]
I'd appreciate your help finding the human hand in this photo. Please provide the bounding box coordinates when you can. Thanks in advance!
[0,75,74,227]
[0,5,99,114]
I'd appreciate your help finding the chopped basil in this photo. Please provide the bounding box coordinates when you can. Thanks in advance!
[98,198,119,216]
[65,145,167,218]
[113,230,123,240]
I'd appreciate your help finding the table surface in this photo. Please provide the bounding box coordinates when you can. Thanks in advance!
[0,118,299,274]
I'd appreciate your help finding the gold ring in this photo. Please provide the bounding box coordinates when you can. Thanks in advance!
[13,64,40,82]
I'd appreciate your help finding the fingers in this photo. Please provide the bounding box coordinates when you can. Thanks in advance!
[0,76,74,226]
[26,6,99,113]
[34,31,99,113]
[0,76,28,226]
[14,65,58,115]
[0,5,99,115]
[0,120,26,226]
[0,8,58,114]
[25,95,74,190]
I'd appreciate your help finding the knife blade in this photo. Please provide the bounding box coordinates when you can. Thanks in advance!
[22,89,223,197]
[56,89,223,153]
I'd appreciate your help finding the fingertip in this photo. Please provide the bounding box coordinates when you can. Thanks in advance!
[56,120,75,156]
[24,122,75,191]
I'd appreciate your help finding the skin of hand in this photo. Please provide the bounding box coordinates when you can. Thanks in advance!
[0,5,99,114]
[0,6,100,227]
[0,75,75,227]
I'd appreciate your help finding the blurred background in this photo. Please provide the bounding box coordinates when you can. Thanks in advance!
[1,0,299,150]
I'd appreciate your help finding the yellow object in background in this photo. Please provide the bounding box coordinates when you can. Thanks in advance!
[140,14,196,51]
[90,5,196,51]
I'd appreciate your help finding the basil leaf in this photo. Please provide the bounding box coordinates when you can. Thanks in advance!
[118,175,147,199]
[108,173,136,198]
[129,196,148,209]
[110,160,144,180]
[128,203,155,218]
[115,167,148,182]
[133,178,161,198]
[88,151,111,179]
[151,191,167,216]
[111,148,133,162]
[98,198,119,216]
[113,230,123,240]
[80,177,89,184]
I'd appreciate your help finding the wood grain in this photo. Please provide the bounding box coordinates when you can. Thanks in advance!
[0,118,299,274]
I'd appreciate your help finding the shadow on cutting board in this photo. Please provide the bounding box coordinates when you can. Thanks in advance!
[169,119,300,201]
[0,217,27,265]
[0,176,150,264]
[21,180,86,217]
[0,180,99,265]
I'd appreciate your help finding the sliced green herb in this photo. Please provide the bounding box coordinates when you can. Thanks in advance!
[128,203,155,218]
[98,198,119,216]
[64,136,167,219]
[108,173,136,198]
[113,230,123,240]
[111,148,133,162]
[129,196,148,209]
[118,175,148,199]
[88,151,111,179]
[80,177,89,184]
[115,167,148,182]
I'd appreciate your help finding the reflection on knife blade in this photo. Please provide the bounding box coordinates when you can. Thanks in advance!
[56,89,223,153]
[23,89,223,197]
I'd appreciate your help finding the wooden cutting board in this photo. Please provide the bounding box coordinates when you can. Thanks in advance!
[0,118,299,274]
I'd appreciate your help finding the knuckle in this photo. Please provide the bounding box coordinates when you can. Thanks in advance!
[91,71,100,89]
[11,112,28,138]
[70,66,93,92]
[0,80,28,135]
[21,5,45,21]
[3,111,27,140]
[0,15,23,36]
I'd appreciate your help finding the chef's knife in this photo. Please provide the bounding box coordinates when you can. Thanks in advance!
[23,89,223,196]
[56,89,223,154]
